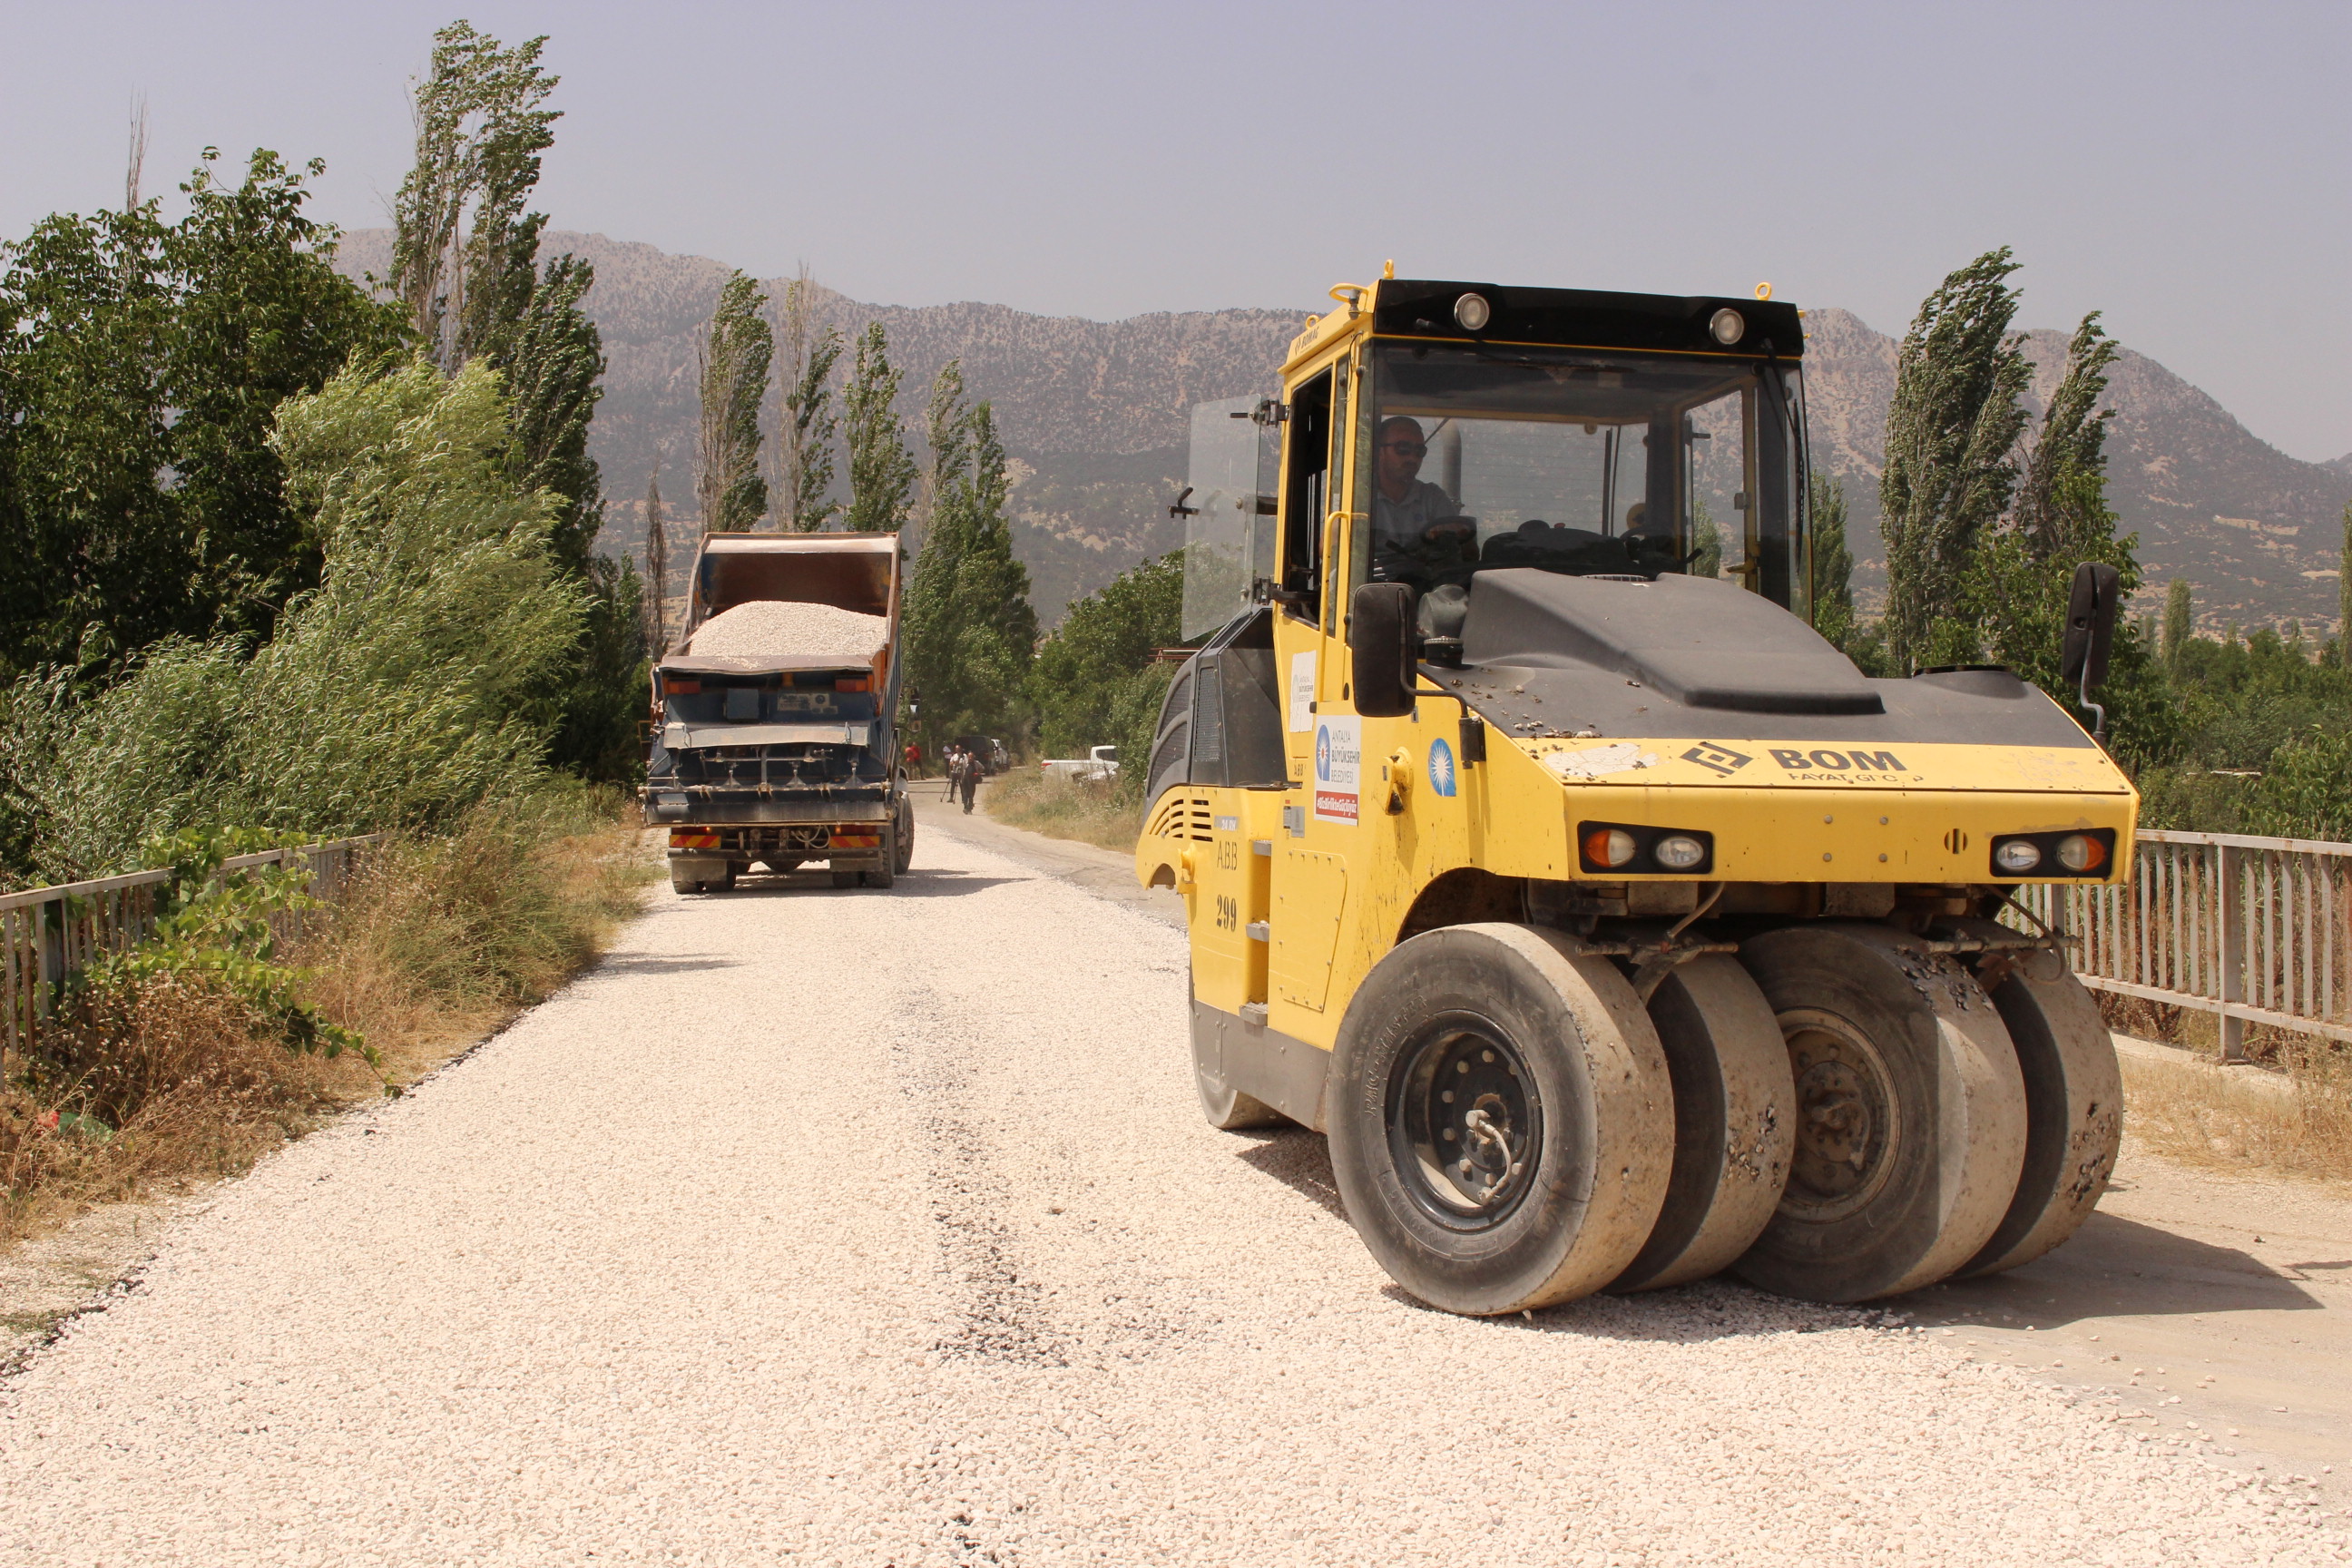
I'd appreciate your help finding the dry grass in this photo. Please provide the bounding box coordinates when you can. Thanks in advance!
[0,794,652,1243]
[982,769,1143,854]
[2114,1031,2352,1193]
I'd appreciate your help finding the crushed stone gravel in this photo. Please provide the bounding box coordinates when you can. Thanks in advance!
[687,599,888,659]
[0,828,2347,1566]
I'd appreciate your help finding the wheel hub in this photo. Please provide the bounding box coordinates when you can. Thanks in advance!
[1777,1007,1900,1222]
[1387,1017,1541,1230]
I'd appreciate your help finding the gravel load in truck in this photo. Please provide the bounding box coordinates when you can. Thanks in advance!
[687,600,891,660]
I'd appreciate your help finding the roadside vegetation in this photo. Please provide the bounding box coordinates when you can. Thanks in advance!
[0,23,657,1241]
[0,794,648,1242]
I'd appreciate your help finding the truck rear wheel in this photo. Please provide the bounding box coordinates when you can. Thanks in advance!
[1947,922,2122,1279]
[894,795,915,875]
[1328,923,1672,1317]
[1732,925,2027,1303]
[1610,955,1795,1293]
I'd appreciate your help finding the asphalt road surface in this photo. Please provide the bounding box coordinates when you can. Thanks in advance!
[0,810,2346,1566]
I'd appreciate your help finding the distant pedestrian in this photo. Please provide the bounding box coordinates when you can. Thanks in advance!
[950,747,978,814]
[905,740,923,778]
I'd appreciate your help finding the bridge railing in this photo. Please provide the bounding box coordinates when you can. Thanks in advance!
[0,836,383,1073]
[2013,828,2352,1060]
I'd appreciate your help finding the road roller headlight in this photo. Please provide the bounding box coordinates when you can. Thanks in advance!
[1653,834,1709,870]
[1454,291,1492,330]
[1710,307,1745,345]
[1584,828,1638,869]
[1993,838,2043,874]
[2055,833,2107,873]
[1577,822,1714,876]
[1986,828,2115,878]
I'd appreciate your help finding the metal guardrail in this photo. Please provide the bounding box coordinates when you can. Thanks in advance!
[0,836,383,1070]
[2014,828,2352,1060]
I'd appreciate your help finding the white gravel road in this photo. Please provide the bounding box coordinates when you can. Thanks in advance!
[1,823,2346,1566]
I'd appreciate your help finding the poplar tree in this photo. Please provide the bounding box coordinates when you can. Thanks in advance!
[643,470,668,653]
[500,252,603,562]
[387,22,560,372]
[903,372,1036,748]
[1879,249,2031,671]
[386,20,642,780]
[775,268,841,532]
[695,270,771,531]
[842,321,916,534]
[920,359,971,551]
[1971,309,2172,762]
[2341,504,2351,670]
[1808,473,1856,652]
[2162,578,2192,672]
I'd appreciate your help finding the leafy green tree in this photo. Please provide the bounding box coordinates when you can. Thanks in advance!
[0,148,406,677]
[387,21,560,372]
[1970,313,2171,765]
[643,469,670,652]
[904,368,1038,751]
[2341,503,2350,671]
[1808,472,1856,652]
[0,358,586,882]
[501,252,603,564]
[696,270,771,531]
[1879,248,2031,671]
[2162,578,2193,671]
[1031,550,1182,766]
[842,322,916,534]
[776,270,841,533]
[385,21,640,780]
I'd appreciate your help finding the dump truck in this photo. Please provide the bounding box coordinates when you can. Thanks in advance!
[643,533,914,893]
[1136,274,2132,1313]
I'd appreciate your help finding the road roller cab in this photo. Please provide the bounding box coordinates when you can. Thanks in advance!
[1136,273,2134,1313]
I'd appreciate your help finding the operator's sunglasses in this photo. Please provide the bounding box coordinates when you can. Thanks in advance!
[1383,441,1427,456]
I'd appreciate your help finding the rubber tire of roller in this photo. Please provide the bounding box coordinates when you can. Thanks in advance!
[1731,924,2027,1303]
[1328,923,1673,1317]
[1945,919,2123,1278]
[1188,967,1288,1130]
[1197,1074,1288,1131]
[1609,954,1796,1293]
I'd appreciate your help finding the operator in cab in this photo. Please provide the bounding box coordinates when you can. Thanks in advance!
[1370,416,1475,591]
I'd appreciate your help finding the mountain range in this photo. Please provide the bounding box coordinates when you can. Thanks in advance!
[335,230,2350,630]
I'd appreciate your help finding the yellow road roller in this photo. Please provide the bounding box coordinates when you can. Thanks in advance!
[1135,274,2132,1313]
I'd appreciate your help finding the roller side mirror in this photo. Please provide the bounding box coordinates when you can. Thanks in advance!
[1348,582,1417,718]
[2060,561,2121,741]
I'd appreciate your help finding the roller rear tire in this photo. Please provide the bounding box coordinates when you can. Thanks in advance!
[1610,955,1795,1293]
[1732,924,2027,1303]
[1948,920,2122,1278]
[1328,923,1672,1317]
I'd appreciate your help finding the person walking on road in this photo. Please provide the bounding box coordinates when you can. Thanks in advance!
[949,746,978,814]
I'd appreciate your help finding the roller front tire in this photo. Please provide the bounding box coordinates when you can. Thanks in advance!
[1328,923,1673,1317]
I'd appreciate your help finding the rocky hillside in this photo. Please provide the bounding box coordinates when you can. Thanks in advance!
[336,231,2348,629]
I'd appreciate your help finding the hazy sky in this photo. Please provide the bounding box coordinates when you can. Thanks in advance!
[6,1,2347,460]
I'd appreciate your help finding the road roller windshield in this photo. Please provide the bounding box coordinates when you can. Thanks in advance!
[1359,342,1807,613]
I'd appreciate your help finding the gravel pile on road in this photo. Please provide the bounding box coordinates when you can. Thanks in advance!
[0,830,2345,1565]
[688,600,887,658]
